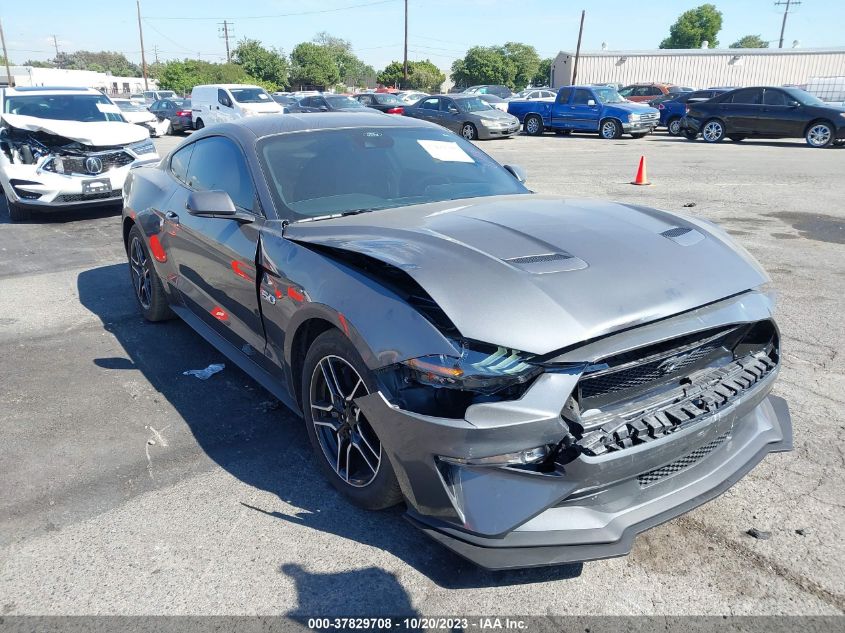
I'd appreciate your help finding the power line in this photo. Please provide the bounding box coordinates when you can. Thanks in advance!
[775,0,801,49]
[145,0,400,21]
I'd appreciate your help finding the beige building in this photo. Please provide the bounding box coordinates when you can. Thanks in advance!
[552,47,845,89]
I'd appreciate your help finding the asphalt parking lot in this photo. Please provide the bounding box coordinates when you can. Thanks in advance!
[1,129,843,616]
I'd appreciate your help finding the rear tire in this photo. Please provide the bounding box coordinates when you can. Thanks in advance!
[127,225,174,322]
[667,117,682,136]
[302,329,403,510]
[194,118,204,130]
[7,201,31,222]
[524,115,544,136]
[701,119,725,143]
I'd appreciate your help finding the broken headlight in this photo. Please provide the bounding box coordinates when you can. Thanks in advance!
[439,445,551,467]
[130,140,156,156]
[400,344,542,395]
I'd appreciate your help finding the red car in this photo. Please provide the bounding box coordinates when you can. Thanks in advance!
[619,83,680,103]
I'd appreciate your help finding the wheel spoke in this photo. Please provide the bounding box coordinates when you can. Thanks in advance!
[352,440,377,474]
[313,419,341,432]
[356,424,380,461]
[320,358,345,401]
[346,377,364,402]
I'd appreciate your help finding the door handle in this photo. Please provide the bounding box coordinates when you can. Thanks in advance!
[165,211,180,224]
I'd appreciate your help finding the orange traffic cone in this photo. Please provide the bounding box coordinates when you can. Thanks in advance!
[631,155,651,186]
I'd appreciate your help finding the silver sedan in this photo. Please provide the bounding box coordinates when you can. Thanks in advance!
[404,94,521,140]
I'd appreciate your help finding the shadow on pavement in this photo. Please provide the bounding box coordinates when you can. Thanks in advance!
[78,263,583,594]
[0,194,122,225]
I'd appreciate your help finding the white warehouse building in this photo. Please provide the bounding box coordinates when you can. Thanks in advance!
[2,66,155,96]
[551,47,845,90]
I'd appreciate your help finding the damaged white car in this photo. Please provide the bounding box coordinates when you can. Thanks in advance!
[0,86,160,221]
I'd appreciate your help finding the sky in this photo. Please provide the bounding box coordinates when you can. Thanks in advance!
[2,0,844,74]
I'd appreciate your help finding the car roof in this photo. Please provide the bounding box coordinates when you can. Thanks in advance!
[3,86,100,95]
[196,111,439,143]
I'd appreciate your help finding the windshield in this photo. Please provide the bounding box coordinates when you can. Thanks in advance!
[230,87,272,103]
[593,87,626,104]
[3,94,125,122]
[114,101,148,112]
[375,94,403,105]
[326,95,366,109]
[157,91,176,99]
[456,97,493,112]
[784,87,825,106]
[259,126,528,219]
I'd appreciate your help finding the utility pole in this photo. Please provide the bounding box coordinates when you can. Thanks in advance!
[572,10,585,85]
[0,17,11,87]
[402,0,408,86]
[52,35,60,57]
[218,20,233,63]
[136,0,149,90]
[775,0,801,49]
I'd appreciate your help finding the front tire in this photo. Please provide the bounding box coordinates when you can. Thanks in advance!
[600,118,622,139]
[524,115,544,136]
[302,329,402,510]
[7,200,31,222]
[461,122,478,140]
[806,121,833,148]
[127,225,173,322]
[194,118,204,130]
[701,119,726,143]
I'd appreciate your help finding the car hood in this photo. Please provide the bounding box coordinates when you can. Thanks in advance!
[610,101,658,113]
[474,109,515,121]
[1,113,149,145]
[284,195,768,355]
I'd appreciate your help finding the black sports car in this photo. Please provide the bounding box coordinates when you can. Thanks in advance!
[122,112,791,569]
[681,86,845,147]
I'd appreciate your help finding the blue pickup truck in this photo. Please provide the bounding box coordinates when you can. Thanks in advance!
[508,85,660,139]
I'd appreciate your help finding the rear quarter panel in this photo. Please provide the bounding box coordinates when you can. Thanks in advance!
[507,100,553,123]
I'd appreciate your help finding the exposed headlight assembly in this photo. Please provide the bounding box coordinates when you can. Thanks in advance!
[439,445,551,467]
[131,140,156,155]
[400,344,542,395]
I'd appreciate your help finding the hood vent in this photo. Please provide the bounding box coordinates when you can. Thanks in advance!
[506,253,573,265]
[661,226,705,246]
[504,251,587,273]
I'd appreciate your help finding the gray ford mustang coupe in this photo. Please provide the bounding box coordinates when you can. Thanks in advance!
[122,112,791,569]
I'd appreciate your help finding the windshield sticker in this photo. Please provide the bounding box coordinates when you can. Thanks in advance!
[417,140,474,163]
[258,93,269,100]
[96,103,122,114]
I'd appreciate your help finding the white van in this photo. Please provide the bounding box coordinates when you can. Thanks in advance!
[190,84,282,128]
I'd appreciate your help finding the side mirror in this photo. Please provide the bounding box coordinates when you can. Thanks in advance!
[788,100,801,108]
[319,105,328,112]
[503,164,526,183]
[186,190,254,223]
[448,106,459,114]
[587,99,597,107]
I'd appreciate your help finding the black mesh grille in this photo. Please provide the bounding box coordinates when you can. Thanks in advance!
[579,328,736,401]
[638,433,729,486]
[55,189,122,203]
[661,227,693,238]
[59,151,134,175]
[506,253,573,265]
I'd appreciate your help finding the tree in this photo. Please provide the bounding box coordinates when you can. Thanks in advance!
[501,42,541,90]
[312,32,373,87]
[24,59,54,68]
[659,4,723,49]
[532,57,553,87]
[52,50,141,76]
[231,38,289,90]
[157,59,255,95]
[451,46,516,89]
[289,42,339,89]
[377,59,445,92]
[730,34,768,48]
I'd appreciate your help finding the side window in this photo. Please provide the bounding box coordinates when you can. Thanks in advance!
[572,89,593,105]
[217,89,232,108]
[315,97,328,109]
[186,137,256,212]
[555,88,572,104]
[650,86,663,96]
[763,90,787,106]
[731,89,762,104]
[442,99,457,112]
[359,95,372,105]
[420,97,439,110]
[169,143,195,185]
[619,87,633,97]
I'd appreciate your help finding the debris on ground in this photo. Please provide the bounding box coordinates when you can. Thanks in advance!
[796,528,807,536]
[683,202,697,207]
[746,527,771,540]
[182,363,225,380]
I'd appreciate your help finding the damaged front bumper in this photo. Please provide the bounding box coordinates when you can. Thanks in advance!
[356,291,793,569]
